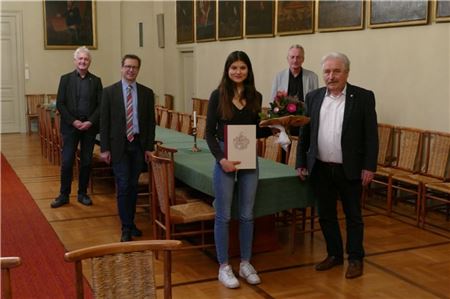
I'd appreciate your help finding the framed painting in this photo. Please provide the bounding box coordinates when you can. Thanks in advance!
[176,0,194,44]
[316,0,364,32]
[245,1,275,38]
[369,0,429,28]
[196,0,216,42]
[218,0,243,40]
[43,0,97,49]
[435,0,450,22]
[277,1,314,35]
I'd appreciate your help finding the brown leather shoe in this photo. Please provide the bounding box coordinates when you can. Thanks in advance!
[345,260,363,279]
[315,256,343,271]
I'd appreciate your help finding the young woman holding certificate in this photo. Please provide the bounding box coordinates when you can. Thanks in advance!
[205,51,272,289]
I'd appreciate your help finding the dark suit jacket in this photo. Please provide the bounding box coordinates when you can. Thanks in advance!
[296,83,378,180]
[56,70,103,135]
[100,81,156,164]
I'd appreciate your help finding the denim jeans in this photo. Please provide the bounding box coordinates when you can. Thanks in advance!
[112,138,144,230]
[213,143,259,264]
[60,128,96,196]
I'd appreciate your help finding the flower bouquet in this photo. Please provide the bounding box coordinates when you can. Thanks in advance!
[259,91,310,150]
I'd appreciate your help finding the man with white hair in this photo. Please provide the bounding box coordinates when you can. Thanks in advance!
[51,46,103,208]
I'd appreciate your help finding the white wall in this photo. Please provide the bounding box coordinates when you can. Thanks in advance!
[2,1,449,132]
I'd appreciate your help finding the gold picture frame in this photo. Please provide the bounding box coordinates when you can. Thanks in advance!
[43,0,97,49]
[368,0,429,28]
[277,1,314,36]
[435,0,450,22]
[316,0,364,33]
[196,0,216,42]
[218,0,243,41]
[177,0,195,44]
[245,1,275,38]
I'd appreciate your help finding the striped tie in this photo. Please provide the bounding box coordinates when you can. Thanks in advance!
[126,85,134,142]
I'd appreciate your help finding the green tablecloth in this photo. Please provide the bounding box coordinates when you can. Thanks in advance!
[156,126,315,217]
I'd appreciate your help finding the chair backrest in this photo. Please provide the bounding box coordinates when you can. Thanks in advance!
[168,110,180,131]
[393,127,423,172]
[423,131,450,179]
[1,257,22,299]
[196,115,207,139]
[151,153,175,215]
[159,108,170,128]
[38,105,47,137]
[26,94,45,115]
[263,135,281,162]
[64,240,182,299]
[192,98,203,114]
[179,113,192,134]
[200,99,209,116]
[286,136,299,167]
[377,123,394,166]
[164,94,174,110]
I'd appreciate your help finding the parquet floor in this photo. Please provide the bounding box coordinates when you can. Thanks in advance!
[2,133,450,299]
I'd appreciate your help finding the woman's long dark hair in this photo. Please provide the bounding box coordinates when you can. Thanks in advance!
[218,51,261,120]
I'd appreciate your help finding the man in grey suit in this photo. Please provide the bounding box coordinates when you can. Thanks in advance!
[271,44,319,102]
[100,54,156,242]
[296,52,378,279]
[51,46,102,208]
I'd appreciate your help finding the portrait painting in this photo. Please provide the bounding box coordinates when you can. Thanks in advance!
[43,0,97,49]
[277,1,314,35]
[245,1,274,38]
[435,0,450,22]
[317,0,364,32]
[369,0,429,28]
[176,0,194,44]
[218,0,243,40]
[196,0,216,42]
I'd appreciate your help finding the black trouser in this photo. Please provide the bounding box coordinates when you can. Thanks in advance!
[60,129,96,196]
[310,160,364,261]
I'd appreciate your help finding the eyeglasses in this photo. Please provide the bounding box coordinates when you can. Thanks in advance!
[123,65,139,70]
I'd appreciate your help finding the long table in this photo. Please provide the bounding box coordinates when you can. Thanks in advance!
[155,127,315,218]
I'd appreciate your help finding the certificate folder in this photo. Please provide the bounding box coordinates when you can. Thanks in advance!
[224,124,256,169]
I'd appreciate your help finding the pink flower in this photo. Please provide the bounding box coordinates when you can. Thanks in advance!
[286,103,297,113]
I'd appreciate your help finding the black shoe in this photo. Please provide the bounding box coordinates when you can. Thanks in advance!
[120,230,132,242]
[51,194,69,208]
[345,260,363,279]
[131,226,143,237]
[77,194,92,206]
[315,256,344,271]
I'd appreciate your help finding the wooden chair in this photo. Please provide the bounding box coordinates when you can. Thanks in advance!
[422,182,450,227]
[200,99,209,116]
[38,104,48,158]
[25,94,45,134]
[192,98,203,114]
[64,240,182,299]
[376,127,424,217]
[155,105,164,125]
[286,136,298,167]
[391,130,450,225]
[88,145,115,194]
[159,108,170,128]
[179,113,192,135]
[262,135,282,162]
[1,257,22,299]
[52,110,62,165]
[363,123,395,207]
[150,152,215,250]
[196,115,207,139]
[168,110,180,131]
[44,107,56,163]
[164,94,174,110]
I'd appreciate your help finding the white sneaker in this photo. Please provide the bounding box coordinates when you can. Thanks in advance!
[239,262,261,285]
[218,265,240,289]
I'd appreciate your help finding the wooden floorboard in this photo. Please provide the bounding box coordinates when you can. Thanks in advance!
[2,133,450,299]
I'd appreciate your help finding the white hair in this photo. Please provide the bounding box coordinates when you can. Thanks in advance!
[73,46,91,60]
[321,52,350,71]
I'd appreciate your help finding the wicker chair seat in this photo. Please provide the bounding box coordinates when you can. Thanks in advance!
[425,182,450,193]
[393,173,443,186]
[169,201,215,224]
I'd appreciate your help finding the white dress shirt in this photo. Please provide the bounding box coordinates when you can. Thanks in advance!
[317,86,346,163]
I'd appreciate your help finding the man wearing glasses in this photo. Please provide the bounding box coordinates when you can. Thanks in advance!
[100,54,156,242]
